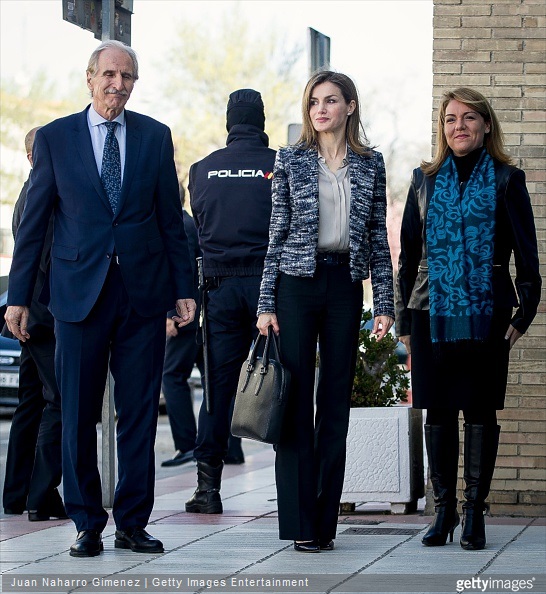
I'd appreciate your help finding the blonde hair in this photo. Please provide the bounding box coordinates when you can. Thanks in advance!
[296,71,372,155]
[421,87,511,176]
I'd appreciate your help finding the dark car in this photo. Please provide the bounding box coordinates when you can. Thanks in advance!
[0,286,20,412]
[0,334,21,411]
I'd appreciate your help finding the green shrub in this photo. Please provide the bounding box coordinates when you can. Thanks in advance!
[351,309,410,408]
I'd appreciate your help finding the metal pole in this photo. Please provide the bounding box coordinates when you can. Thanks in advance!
[101,0,116,41]
[101,372,116,507]
[100,0,118,508]
[308,27,330,76]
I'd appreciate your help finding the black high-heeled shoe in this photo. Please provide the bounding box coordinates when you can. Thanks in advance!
[319,539,334,551]
[293,540,320,553]
[422,507,460,546]
[460,505,487,550]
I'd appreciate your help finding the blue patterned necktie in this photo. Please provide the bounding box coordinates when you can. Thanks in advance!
[101,121,121,213]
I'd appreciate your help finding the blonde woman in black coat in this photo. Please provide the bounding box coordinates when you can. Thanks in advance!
[396,88,541,550]
[257,71,394,553]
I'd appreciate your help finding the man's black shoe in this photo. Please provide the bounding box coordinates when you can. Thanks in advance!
[114,527,164,553]
[3,507,25,515]
[225,438,245,464]
[224,454,245,465]
[29,509,69,521]
[161,450,195,467]
[69,530,103,557]
[29,497,68,521]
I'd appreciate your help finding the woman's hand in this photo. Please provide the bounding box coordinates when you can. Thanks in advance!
[398,335,411,355]
[372,315,394,341]
[505,324,523,349]
[257,313,280,336]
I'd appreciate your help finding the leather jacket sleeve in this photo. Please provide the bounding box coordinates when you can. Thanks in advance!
[395,169,424,337]
[500,168,541,333]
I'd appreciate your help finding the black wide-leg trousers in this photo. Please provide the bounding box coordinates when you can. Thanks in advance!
[275,263,362,541]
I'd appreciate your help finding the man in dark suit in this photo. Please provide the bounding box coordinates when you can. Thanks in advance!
[2,127,66,521]
[5,40,195,558]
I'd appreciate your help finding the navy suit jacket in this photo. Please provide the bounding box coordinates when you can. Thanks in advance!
[8,106,192,322]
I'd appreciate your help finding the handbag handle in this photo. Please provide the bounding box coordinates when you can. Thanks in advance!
[247,326,281,370]
[241,327,282,394]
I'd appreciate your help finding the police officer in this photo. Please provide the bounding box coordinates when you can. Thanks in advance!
[186,89,276,514]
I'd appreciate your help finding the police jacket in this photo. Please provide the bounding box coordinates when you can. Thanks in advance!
[395,159,541,337]
[189,124,276,278]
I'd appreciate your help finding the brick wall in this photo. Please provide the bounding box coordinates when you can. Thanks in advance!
[433,0,546,516]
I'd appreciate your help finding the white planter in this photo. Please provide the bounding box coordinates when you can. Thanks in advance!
[341,406,424,514]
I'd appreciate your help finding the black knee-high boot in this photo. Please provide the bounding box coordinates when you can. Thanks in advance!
[422,424,460,546]
[460,424,500,550]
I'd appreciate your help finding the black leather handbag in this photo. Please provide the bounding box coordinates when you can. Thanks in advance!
[231,327,291,445]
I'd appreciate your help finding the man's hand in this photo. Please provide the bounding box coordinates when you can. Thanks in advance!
[166,317,178,337]
[172,299,196,328]
[5,306,30,342]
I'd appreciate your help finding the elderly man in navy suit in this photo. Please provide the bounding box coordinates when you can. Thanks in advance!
[5,40,196,558]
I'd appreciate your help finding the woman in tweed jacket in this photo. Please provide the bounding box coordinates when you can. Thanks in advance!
[257,71,395,552]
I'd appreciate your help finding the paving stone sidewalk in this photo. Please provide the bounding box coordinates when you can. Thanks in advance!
[1,442,545,594]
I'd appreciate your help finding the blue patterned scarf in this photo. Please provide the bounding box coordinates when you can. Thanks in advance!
[426,149,496,343]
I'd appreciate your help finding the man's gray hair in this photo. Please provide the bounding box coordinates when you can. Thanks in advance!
[25,127,41,154]
[86,40,139,81]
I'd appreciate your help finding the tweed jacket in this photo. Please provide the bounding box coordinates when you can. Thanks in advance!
[257,144,394,318]
[395,159,541,337]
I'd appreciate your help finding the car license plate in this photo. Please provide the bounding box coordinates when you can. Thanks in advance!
[0,372,19,388]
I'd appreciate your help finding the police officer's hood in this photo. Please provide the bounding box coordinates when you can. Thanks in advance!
[226,89,265,130]
[226,89,268,147]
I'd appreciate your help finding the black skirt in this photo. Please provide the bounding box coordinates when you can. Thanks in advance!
[410,308,513,410]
